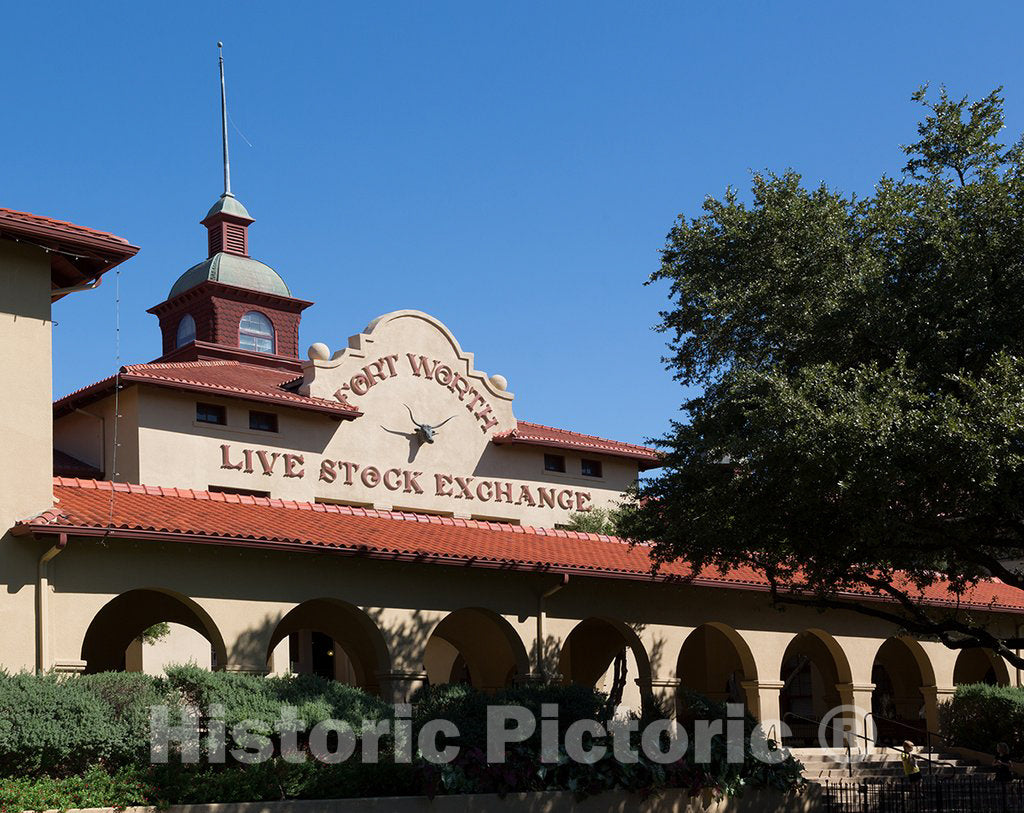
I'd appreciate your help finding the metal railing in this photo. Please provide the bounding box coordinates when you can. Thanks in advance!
[822,776,1023,813]
[864,712,949,775]
[781,711,855,777]
[779,711,958,779]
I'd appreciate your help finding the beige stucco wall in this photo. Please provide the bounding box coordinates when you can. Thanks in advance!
[127,622,215,675]
[0,239,53,523]
[0,239,56,672]
[102,382,635,525]
[56,310,645,525]
[24,530,1020,739]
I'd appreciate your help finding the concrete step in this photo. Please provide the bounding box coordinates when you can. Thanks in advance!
[791,747,985,782]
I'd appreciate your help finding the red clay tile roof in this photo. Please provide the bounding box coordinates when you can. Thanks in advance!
[0,208,137,253]
[53,360,361,419]
[18,478,1024,614]
[0,207,139,296]
[493,421,661,468]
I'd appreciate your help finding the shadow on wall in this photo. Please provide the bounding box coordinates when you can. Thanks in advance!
[366,607,435,676]
[234,613,285,674]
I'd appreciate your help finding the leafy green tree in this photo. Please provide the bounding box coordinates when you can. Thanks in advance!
[562,506,624,535]
[621,86,1024,667]
[135,623,170,645]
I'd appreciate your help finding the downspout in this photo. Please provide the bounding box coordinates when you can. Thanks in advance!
[536,574,569,679]
[37,533,68,673]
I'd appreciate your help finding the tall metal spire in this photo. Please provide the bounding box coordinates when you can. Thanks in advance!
[218,41,231,197]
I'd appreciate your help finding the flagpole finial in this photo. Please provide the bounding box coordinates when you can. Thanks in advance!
[218,41,231,197]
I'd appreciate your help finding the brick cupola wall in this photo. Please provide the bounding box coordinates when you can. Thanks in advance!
[148,281,312,362]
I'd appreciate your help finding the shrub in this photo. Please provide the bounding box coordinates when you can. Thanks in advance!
[677,690,804,795]
[0,671,805,805]
[0,764,155,811]
[164,666,392,732]
[410,681,607,755]
[0,671,173,778]
[939,683,1024,756]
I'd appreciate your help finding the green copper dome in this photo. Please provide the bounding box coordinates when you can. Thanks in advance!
[169,253,291,299]
[204,193,252,221]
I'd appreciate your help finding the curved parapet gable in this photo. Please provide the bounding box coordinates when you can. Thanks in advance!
[299,310,516,436]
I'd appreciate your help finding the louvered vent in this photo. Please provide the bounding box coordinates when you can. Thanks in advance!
[224,223,247,255]
[208,226,224,256]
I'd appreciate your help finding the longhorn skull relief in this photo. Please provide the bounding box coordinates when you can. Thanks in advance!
[404,404,456,444]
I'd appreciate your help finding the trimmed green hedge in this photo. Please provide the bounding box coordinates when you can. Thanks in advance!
[940,682,1024,755]
[0,671,164,777]
[0,669,804,809]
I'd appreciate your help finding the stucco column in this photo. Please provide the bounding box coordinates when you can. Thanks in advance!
[268,638,291,676]
[837,682,875,752]
[379,671,428,704]
[650,677,680,718]
[921,686,955,741]
[743,680,784,727]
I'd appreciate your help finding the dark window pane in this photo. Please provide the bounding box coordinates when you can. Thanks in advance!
[196,403,226,425]
[249,411,278,432]
[544,453,566,473]
[581,458,603,478]
[207,485,270,498]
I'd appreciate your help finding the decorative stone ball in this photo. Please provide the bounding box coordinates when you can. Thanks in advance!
[489,374,508,391]
[307,342,331,361]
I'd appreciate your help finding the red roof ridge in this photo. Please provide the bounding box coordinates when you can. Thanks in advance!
[45,477,631,544]
[122,360,242,371]
[493,419,660,465]
[54,361,360,418]
[511,420,657,451]
[0,207,136,247]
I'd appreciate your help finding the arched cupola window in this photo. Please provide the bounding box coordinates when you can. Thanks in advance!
[175,314,196,348]
[239,311,275,354]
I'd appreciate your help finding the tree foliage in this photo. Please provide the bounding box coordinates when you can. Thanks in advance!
[563,506,625,535]
[620,86,1024,666]
[136,622,171,645]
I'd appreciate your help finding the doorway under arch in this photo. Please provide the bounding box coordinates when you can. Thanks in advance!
[81,589,226,674]
[422,608,530,692]
[266,599,391,694]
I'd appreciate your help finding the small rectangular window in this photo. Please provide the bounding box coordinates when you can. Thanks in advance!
[249,410,279,432]
[544,453,566,473]
[581,458,603,478]
[196,403,226,425]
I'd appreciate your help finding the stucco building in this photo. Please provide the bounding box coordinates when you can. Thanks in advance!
[2,178,1023,750]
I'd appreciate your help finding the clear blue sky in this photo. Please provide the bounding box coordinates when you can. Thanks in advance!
[3,2,1022,447]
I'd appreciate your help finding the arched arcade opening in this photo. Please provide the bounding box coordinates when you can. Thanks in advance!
[953,648,1010,686]
[81,589,226,674]
[422,608,530,692]
[870,637,935,745]
[559,617,651,715]
[779,629,852,746]
[676,623,757,718]
[266,599,391,694]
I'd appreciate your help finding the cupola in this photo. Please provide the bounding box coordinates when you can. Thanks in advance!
[146,43,311,370]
